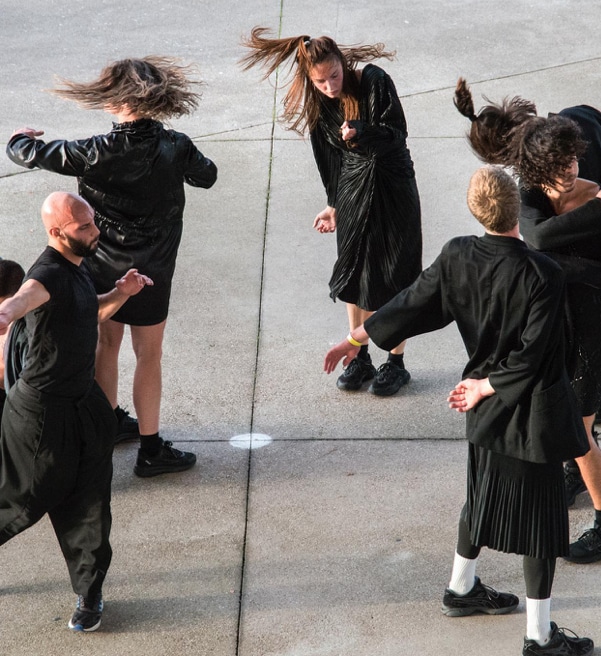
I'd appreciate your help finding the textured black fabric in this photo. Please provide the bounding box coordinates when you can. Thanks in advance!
[465,444,568,559]
[310,64,422,311]
[22,247,98,398]
[365,234,588,464]
[7,119,217,326]
[520,188,601,416]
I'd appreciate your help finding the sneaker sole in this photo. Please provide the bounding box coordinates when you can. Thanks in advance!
[68,618,102,632]
[134,460,196,478]
[563,551,601,564]
[441,602,518,617]
[336,379,372,391]
[368,372,411,396]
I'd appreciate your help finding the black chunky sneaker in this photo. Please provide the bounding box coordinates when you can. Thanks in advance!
[564,526,601,563]
[336,356,376,391]
[442,577,519,617]
[134,440,197,478]
[368,361,411,396]
[114,406,140,444]
[522,622,594,656]
[68,593,103,632]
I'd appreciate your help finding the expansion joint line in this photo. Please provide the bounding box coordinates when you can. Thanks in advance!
[235,7,285,655]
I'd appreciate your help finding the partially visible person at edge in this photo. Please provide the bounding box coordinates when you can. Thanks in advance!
[6,56,217,478]
[241,27,422,396]
[0,259,25,420]
[454,79,601,566]
[325,166,593,656]
[0,192,152,632]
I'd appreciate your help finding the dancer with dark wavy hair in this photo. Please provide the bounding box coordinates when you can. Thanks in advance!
[242,28,422,396]
[513,116,601,565]
[453,77,601,184]
[7,56,217,477]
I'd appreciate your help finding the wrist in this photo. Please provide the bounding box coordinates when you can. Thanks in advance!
[346,333,364,347]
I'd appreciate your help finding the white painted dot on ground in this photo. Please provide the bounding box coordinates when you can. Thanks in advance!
[229,433,273,450]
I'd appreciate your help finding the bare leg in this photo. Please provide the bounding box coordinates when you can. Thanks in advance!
[130,321,166,436]
[346,303,373,331]
[575,414,601,508]
[95,320,125,409]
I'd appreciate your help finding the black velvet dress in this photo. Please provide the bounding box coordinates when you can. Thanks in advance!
[310,64,422,311]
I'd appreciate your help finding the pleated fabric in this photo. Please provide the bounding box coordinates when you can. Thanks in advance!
[312,64,422,312]
[464,443,569,559]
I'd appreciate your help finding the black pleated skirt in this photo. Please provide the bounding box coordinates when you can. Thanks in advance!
[463,443,569,559]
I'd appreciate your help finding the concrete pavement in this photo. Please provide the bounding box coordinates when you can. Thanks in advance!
[1,1,600,654]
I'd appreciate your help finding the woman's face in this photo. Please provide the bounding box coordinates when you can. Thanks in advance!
[310,58,344,99]
[549,157,579,194]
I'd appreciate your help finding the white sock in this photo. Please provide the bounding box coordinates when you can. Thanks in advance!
[526,597,552,645]
[448,552,477,595]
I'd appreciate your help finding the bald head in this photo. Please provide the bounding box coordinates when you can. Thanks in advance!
[41,192,99,262]
[41,191,93,233]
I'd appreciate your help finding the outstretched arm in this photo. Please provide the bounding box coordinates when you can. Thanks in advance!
[97,269,154,322]
[0,279,50,335]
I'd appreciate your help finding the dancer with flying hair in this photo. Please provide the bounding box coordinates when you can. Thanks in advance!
[454,79,601,564]
[7,56,217,477]
[241,27,422,396]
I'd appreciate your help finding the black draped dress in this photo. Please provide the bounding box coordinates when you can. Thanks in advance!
[310,64,422,311]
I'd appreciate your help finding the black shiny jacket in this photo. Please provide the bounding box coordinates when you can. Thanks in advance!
[6,119,217,231]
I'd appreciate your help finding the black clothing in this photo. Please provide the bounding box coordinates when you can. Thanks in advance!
[21,247,98,397]
[465,444,567,558]
[364,233,588,558]
[310,64,422,310]
[7,120,217,325]
[520,188,601,415]
[366,234,588,464]
[0,248,115,598]
[558,105,601,184]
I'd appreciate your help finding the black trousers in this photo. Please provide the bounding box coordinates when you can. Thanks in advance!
[0,379,115,598]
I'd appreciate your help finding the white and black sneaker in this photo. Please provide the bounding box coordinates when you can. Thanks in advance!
[442,577,519,617]
[523,622,594,656]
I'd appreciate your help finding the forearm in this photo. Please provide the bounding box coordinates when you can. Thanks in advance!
[97,289,130,323]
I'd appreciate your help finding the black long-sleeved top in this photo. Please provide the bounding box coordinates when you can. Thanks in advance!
[365,234,588,464]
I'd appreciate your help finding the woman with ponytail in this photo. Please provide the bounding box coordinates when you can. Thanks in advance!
[242,28,423,396]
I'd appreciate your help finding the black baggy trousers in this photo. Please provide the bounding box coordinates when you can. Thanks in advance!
[0,379,115,598]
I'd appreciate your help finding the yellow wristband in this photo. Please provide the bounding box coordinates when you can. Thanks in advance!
[347,334,363,347]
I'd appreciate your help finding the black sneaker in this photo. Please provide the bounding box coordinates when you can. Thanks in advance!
[68,593,103,632]
[442,577,519,617]
[134,440,197,478]
[523,622,594,656]
[564,463,587,507]
[564,526,601,563]
[368,361,411,396]
[114,406,140,444]
[336,356,376,391]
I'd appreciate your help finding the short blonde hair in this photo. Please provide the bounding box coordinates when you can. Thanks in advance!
[467,166,519,233]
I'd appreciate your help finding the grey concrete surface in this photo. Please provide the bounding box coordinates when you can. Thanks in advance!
[1,1,601,655]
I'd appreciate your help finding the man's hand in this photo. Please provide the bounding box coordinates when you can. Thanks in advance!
[115,269,154,297]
